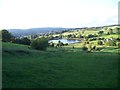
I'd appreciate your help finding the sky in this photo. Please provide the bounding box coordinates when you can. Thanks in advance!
[0,0,119,29]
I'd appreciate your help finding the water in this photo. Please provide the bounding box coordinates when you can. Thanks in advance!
[49,39,81,44]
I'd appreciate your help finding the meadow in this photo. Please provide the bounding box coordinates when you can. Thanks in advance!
[2,42,119,88]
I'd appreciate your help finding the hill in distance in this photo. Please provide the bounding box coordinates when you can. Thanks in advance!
[8,27,73,37]
[7,24,119,37]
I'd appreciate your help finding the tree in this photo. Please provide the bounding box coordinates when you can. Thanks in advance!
[87,34,95,38]
[13,37,31,45]
[59,34,63,39]
[82,30,85,34]
[31,37,48,50]
[87,44,92,52]
[104,27,108,30]
[1,29,13,42]
[107,40,116,46]
[98,31,104,35]
[97,40,103,45]
[82,44,88,51]
[114,27,120,34]
[67,34,72,38]
[108,28,113,34]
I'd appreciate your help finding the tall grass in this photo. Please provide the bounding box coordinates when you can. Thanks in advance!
[2,42,118,88]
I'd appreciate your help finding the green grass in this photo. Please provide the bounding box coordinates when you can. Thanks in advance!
[2,42,118,88]
[99,34,119,39]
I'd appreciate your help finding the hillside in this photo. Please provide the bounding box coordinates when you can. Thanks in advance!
[2,42,118,88]
[7,27,72,37]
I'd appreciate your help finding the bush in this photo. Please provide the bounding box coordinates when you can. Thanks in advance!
[1,29,13,42]
[31,37,48,50]
[87,34,95,38]
[98,31,104,35]
[98,37,104,40]
[97,40,103,45]
[49,42,54,47]
[107,40,116,46]
[82,45,88,51]
[89,38,97,41]
[117,42,120,48]
[92,46,96,51]
[13,37,31,45]
[87,44,92,52]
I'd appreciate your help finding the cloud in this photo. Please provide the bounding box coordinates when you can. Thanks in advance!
[0,0,118,29]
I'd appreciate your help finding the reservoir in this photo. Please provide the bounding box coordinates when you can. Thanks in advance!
[49,39,81,44]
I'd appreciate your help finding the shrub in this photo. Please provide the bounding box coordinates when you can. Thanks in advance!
[48,42,54,47]
[87,34,95,38]
[98,31,104,35]
[31,37,48,50]
[117,42,120,48]
[107,40,116,46]
[82,44,88,51]
[13,37,31,45]
[108,28,113,34]
[98,37,104,40]
[89,38,97,41]
[87,44,92,52]
[97,40,103,45]
[114,27,120,34]
[1,29,13,42]
[92,46,96,51]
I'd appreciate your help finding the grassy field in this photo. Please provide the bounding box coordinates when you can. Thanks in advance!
[2,42,119,88]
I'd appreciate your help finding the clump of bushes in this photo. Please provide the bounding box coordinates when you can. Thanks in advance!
[89,38,97,41]
[97,40,103,45]
[82,44,88,51]
[82,43,98,52]
[117,42,120,48]
[106,40,116,46]
[31,37,48,50]
[13,37,31,45]
[87,44,92,52]
[1,29,13,42]
[49,42,55,47]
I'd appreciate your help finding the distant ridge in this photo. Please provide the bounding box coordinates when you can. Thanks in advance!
[8,27,73,37]
[7,24,119,37]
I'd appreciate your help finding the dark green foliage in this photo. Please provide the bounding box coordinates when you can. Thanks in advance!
[49,42,54,47]
[67,34,72,38]
[87,34,96,38]
[82,44,88,51]
[13,37,31,45]
[108,28,113,34]
[59,34,63,39]
[117,42,120,48]
[31,37,48,50]
[72,46,74,49]
[92,46,96,50]
[98,31,104,35]
[56,41,64,47]
[106,40,116,46]
[80,35,84,38]
[1,29,13,42]
[114,27,120,34]
[87,44,92,52]
[89,38,97,41]
[98,37,104,40]
[116,38,120,42]
[82,30,85,34]
[97,40,103,45]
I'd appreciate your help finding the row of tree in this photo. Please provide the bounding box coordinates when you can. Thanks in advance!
[1,30,49,50]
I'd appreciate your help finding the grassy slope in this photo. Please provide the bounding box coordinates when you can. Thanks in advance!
[2,42,118,88]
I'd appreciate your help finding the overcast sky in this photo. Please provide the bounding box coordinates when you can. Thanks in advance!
[0,0,119,29]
